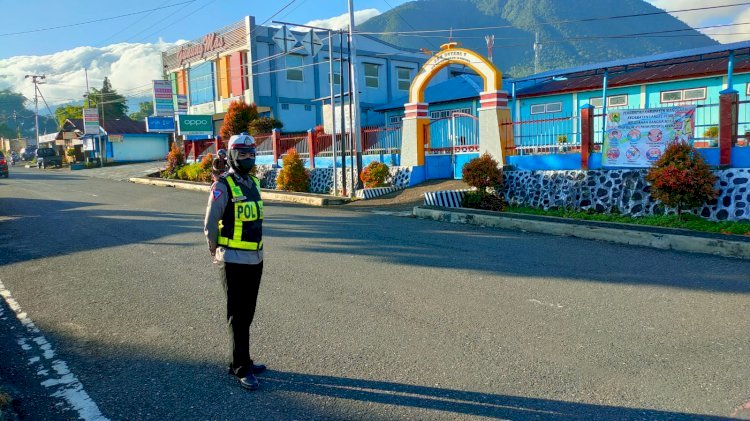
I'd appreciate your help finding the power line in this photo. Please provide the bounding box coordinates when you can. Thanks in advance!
[97,0,177,47]
[126,0,216,43]
[356,2,750,35]
[0,1,196,37]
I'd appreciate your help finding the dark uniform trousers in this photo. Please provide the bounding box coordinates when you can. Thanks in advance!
[219,260,264,377]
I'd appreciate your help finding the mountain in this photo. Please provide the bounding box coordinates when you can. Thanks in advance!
[358,0,718,77]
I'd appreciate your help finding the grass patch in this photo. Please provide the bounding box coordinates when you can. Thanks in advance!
[505,206,750,236]
[0,390,11,408]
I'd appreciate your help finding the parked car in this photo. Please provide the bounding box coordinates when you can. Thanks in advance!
[0,151,8,178]
[36,147,63,169]
[21,146,37,161]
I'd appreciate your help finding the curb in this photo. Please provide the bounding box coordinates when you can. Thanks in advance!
[413,206,750,260]
[128,177,350,206]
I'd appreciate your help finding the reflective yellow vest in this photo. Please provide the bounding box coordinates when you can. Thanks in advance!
[217,175,264,251]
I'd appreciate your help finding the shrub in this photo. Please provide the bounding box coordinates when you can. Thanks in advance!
[198,153,213,182]
[276,148,309,192]
[220,101,259,140]
[248,116,283,135]
[162,143,185,178]
[360,161,390,188]
[462,190,506,212]
[645,142,717,219]
[462,152,503,192]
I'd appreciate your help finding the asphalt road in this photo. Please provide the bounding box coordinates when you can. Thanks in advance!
[0,166,748,420]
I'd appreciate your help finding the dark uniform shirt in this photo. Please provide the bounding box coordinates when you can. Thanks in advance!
[203,169,264,265]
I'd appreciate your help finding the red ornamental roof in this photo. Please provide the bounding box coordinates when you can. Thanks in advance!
[516,54,750,98]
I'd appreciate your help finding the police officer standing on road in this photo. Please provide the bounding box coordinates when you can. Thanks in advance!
[204,133,266,391]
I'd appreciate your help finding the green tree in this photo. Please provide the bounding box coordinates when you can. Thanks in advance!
[88,77,128,119]
[129,101,153,121]
[55,104,84,127]
[0,89,34,137]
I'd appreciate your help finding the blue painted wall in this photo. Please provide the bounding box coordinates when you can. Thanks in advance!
[508,153,583,171]
[425,155,452,179]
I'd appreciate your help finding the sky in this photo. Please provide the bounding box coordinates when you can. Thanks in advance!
[0,0,748,111]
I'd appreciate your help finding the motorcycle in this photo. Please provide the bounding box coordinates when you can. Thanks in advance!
[9,153,17,166]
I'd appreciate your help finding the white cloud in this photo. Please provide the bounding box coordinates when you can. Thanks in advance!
[646,0,750,43]
[0,41,180,108]
[303,8,381,30]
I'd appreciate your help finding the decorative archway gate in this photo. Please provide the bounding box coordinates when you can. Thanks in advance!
[401,43,511,180]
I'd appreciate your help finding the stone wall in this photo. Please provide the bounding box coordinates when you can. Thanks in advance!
[503,168,750,221]
[255,165,412,195]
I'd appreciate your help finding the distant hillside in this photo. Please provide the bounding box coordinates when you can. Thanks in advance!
[358,0,717,77]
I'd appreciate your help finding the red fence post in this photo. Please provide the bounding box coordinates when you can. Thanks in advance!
[272,129,280,166]
[307,129,316,169]
[718,89,738,168]
[579,104,594,170]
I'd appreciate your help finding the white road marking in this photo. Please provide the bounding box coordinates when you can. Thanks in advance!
[528,298,564,308]
[0,280,108,420]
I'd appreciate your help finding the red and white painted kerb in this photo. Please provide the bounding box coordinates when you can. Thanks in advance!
[0,280,107,421]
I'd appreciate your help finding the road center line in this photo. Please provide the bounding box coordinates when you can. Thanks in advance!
[0,280,108,421]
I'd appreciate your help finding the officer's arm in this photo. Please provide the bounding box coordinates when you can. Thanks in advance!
[203,181,229,255]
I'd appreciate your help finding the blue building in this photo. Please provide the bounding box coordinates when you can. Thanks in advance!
[376,40,750,176]
[161,17,465,133]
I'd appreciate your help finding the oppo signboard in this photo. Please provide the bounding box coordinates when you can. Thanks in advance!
[177,115,213,136]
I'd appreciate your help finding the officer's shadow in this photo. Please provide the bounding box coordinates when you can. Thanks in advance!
[255,370,728,420]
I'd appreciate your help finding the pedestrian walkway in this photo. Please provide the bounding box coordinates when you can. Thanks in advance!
[70,161,165,182]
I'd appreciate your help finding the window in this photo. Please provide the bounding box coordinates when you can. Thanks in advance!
[364,63,379,88]
[304,105,312,111]
[388,115,403,126]
[589,95,628,108]
[608,95,628,107]
[530,102,562,115]
[661,90,682,102]
[328,72,341,85]
[286,55,304,81]
[546,102,562,113]
[683,88,706,101]
[429,108,472,119]
[660,87,706,103]
[281,103,289,110]
[397,67,411,91]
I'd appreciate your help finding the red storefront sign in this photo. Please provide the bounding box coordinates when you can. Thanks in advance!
[177,33,226,65]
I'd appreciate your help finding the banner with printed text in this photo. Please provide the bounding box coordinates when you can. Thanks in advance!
[602,106,695,168]
[153,80,175,117]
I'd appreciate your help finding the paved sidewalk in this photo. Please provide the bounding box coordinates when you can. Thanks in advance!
[67,161,165,182]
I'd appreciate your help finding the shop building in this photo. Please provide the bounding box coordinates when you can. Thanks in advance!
[161,16,441,133]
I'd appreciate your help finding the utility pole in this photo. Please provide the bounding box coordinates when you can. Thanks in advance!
[485,35,495,64]
[347,0,362,190]
[338,30,347,196]
[24,74,45,146]
[533,31,542,74]
[272,20,340,195]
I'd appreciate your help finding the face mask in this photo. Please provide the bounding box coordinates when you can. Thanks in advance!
[236,157,255,173]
